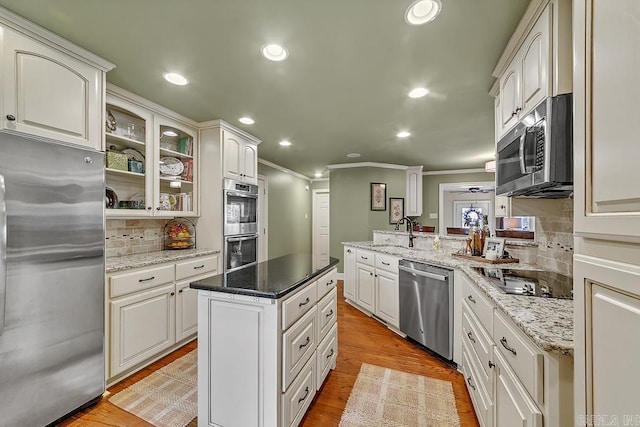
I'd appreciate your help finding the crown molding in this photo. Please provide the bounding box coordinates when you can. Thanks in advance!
[198,119,261,145]
[326,162,409,170]
[0,6,115,71]
[311,178,329,182]
[423,168,488,176]
[258,158,312,182]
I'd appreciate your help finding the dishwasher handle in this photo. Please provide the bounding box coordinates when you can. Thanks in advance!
[398,265,447,281]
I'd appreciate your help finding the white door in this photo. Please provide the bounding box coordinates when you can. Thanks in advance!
[312,190,330,270]
[258,175,268,262]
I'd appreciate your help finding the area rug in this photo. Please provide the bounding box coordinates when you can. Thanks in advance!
[339,363,461,427]
[109,350,197,427]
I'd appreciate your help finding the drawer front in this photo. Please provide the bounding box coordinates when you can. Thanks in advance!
[282,354,316,427]
[316,268,337,300]
[356,248,375,266]
[462,301,493,390]
[317,287,337,342]
[463,280,494,333]
[493,310,544,405]
[282,306,318,392]
[175,255,218,280]
[375,253,400,273]
[282,281,318,330]
[110,264,175,298]
[316,323,338,390]
[462,342,493,427]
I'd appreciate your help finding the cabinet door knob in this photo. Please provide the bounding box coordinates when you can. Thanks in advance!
[6,114,15,121]
[488,361,495,369]
[147,206,152,211]
[170,292,175,296]
[156,207,161,211]
[515,107,522,113]
[178,289,183,293]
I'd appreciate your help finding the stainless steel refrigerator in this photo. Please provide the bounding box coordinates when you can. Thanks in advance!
[0,131,105,426]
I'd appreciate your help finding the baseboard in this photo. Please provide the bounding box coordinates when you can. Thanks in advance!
[336,272,344,281]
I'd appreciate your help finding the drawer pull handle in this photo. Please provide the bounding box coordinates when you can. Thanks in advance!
[299,336,310,349]
[297,386,309,403]
[327,348,334,359]
[467,295,476,304]
[326,310,334,318]
[500,337,517,356]
[326,279,334,286]
[381,261,390,266]
[467,376,476,391]
[361,256,368,260]
[298,297,310,307]
[138,276,155,283]
[467,331,476,343]
[193,265,205,269]
[488,361,495,369]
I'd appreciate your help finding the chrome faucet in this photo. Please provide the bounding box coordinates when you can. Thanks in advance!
[395,216,416,247]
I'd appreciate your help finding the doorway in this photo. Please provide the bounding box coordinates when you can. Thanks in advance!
[312,189,330,270]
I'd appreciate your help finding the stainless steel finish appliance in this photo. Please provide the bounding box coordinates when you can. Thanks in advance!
[496,94,573,198]
[472,267,573,299]
[0,131,105,426]
[398,259,454,361]
[224,234,258,272]
[223,178,258,236]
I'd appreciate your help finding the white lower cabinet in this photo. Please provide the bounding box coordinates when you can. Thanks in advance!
[375,270,399,327]
[175,282,198,341]
[355,263,375,312]
[343,247,357,300]
[198,267,337,427]
[493,350,542,427]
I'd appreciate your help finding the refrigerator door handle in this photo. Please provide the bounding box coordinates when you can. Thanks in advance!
[0,174,6,336]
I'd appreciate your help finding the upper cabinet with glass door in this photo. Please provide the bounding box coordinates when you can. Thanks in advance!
[154,116,198,217]
[105,95,154,217]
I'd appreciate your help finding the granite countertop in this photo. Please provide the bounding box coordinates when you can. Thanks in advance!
[343,241,573,356]
[191,254,340,299]
[106,248,220,273]
[373,230,539,247]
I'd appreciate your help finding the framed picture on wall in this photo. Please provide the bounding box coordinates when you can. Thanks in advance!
[370,182,387,211]
[389,197,404,224]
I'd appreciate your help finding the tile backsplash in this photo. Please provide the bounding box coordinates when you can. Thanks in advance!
[535,199,574,276]
[106,219,166,257]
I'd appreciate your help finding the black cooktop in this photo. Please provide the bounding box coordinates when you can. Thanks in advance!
[472,267,574,300]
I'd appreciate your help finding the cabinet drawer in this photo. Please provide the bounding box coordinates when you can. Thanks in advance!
[316,268,337,300]
[462,342,493,427]
[493,310,544,405]
[282,281,318,330]
[282,306,317,392]
[463,278,494,333]
[110,264,175,298]
[375,253,399,273]
[462,301,494,391]
[316,323,338,390]
[317,287,337,343]
[282,354,316,427]
[356,249,375,266]
[175,255,218,280]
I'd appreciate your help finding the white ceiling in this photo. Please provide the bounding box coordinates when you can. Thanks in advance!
[0,0,529,178]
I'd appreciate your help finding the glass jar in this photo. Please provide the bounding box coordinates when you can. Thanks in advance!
[469,226,483,256]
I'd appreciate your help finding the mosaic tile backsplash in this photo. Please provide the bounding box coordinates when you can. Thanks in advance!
[106,219,166,258]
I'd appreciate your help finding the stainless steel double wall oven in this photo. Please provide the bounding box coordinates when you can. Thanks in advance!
[223,178,258,272]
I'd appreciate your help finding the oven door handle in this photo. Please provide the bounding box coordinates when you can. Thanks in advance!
[225,191,258,199]
[226,235,258,243]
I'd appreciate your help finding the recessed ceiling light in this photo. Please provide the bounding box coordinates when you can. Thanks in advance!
[408,87,430,98]
[279,140,292,147]
[262,44,288,61]
[397,131,411,138]
[163,72,188,86]
[405,0,442,25]
[314,172,323,178]
[347,153,361,158]
[163,130,179,137]
[239,117,255,125]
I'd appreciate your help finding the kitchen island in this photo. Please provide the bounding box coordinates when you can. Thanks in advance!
[191,254,339,427]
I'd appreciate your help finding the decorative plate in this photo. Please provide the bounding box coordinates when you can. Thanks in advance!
[122,148,145,162]
[159,157,184,176]
[105,186,118,209]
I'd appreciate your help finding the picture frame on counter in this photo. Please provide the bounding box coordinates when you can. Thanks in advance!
[484,237,506,260]
[389,197,404,224]
[370,182,387,211]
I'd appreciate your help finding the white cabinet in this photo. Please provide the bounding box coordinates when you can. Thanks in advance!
[356,263,375,313]
[223,129,258,184]
[0,23,113,149]
[494,195,511,218]
[497,5,550,137]
[405,166,423,217]
[175,283,198,341]
[343,247,357,300]
[375,270,399,328]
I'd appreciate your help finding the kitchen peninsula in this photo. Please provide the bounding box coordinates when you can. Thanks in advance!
[191,254,339,427]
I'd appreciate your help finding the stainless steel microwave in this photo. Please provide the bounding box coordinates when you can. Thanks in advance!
[496,94,573,198]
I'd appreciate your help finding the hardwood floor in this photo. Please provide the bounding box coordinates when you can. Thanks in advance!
[61,281,478,426]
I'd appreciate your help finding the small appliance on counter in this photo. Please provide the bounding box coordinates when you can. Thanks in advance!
[472,267,573,299]
[164,217,196,250]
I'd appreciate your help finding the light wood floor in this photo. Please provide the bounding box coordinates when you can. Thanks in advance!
[62,281,478,426]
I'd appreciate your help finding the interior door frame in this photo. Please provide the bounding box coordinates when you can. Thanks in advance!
[312,189,330,270]
[438,181,495,234]
[257,174,268,262]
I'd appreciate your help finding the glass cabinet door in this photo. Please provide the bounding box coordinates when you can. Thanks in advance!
[153,115,198,217]
[105,95,154,217]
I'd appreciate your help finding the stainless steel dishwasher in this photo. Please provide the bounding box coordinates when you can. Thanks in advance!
[398,259,454,361]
